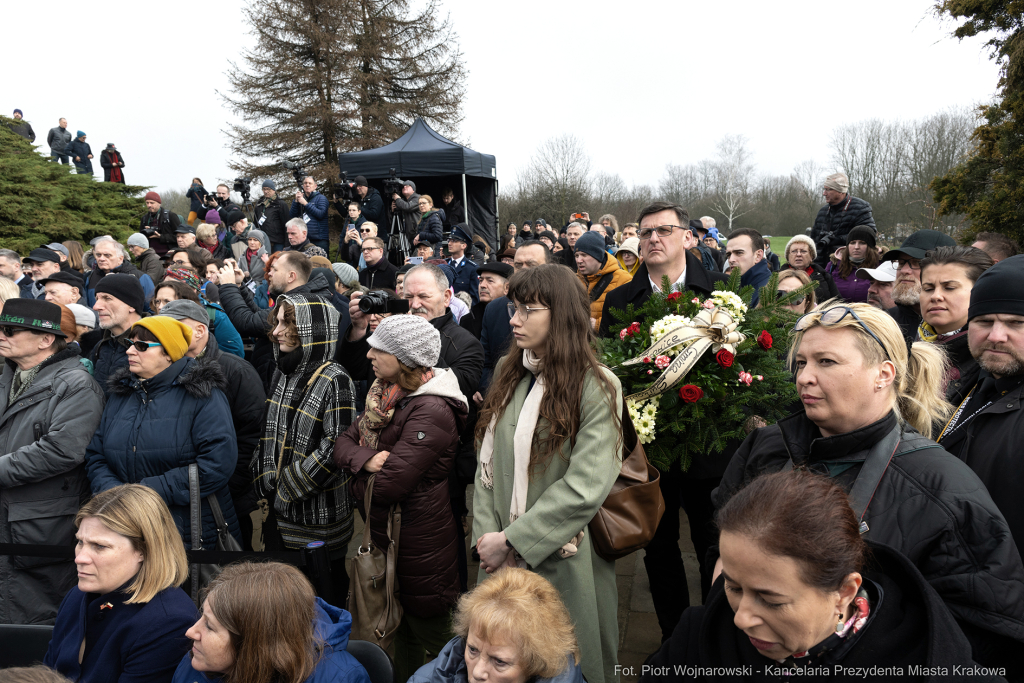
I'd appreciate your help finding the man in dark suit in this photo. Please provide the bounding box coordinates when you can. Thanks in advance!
[447,225,480,305]
[599,201,728,642]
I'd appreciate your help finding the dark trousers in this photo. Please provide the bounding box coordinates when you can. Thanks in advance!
[263,510,350,605]
[642,462,720,640]
[51,153,69,164]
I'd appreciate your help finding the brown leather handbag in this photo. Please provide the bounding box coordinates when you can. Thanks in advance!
[348,474,403,649]
[589,405,666,561]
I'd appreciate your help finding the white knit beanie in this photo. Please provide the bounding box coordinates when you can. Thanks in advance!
[368,315,441,369]
[786,234,817,261]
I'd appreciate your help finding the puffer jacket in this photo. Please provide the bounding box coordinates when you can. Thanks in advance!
[0,349,105,625]
[410,636,583,683]
[579,256,632,331]
[334,368,469,618]
[289,191,330,241]
[416,209,444,246]
[84,356,240,549]
[713,410,1024,649]
[810,195,876,266]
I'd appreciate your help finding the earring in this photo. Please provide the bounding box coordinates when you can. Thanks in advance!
[835,618,844,633]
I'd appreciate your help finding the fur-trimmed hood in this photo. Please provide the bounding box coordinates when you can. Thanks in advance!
[108,354,226,399]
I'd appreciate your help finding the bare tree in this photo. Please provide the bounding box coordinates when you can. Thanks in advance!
[513,134,593,223]
[708,135,756,231]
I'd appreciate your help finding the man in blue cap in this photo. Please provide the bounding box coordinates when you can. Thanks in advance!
[446,224,479,305]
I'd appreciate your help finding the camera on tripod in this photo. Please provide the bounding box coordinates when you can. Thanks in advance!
[281,160,307,189]
[233,178,252,202]
[382,168,404,197]
[358,291,410,315]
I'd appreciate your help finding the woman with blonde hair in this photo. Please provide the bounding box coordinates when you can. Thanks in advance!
[172,562,370,683]
[44,485,196,683]
[0,276,20,310]
[410,567,582,683]
[774,268,817,314]
[712,301,1024,665]
[196,223,231,260]
[62,241,85,273]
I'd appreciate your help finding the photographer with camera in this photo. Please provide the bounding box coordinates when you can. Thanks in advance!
[139,191,181,257]
[354,175,385,224]
[810,172,875,267]
[213,183,242,225]
[392,179,421,238]
[253,179,289,253]
[289,176,330,254]
[357,236,398,290]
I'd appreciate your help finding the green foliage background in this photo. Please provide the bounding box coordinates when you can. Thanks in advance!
[0,117,146,252]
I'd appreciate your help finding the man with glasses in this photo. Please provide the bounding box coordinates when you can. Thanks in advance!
[358,236,397,290]
[880,229,957,343]
[0,299,104,625]
[85,237,155,309]
[89,274,146,396]
[254,180,290,253]
[810,172,876,267]
[598,201,727,642]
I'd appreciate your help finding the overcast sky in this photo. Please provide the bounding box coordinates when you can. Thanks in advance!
[3,0,999,198]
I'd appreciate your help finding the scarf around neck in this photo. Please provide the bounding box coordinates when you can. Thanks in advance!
[479,349,584,560]
[358,379,409,449]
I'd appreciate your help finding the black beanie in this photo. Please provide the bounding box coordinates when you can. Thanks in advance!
[969,254,1024,320]
[574,231,608,266]
[94,273,146,313]
[846,225,877,249]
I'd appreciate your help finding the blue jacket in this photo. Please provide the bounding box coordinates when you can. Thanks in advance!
[409,636,583,683]
[479,296,513,393]
[172,599,371,683]
[206,304,245,359]
[290,192,330,241]
[186,185,208,214]
[45,585,196,683]
[90,329,131,397]
[740,259,773,308]
[447,256,479,305]
[416,210,444,246]
[65,139,93,173]
[85,356,240,549]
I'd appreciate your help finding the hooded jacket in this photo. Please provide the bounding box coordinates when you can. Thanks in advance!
[616,251,642,277]
[579,256,632,331]
[85,356,240,549]
[252,293,356,556]
[713,411,1024,649]
[0,348,105,625]
[410,636,583,683]
[172,598,370,683]
[334,367,469,618]
[642,543,1005,682]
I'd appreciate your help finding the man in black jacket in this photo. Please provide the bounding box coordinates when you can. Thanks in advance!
[47,117,71,164]
[254,180,290,253]
[358,237,398,290]
[810,172,875,267]
[161,299,267,550]
[140,191,180,257]
[598,201,728,641]
[880,229,957,343]
[355,176,385,225]
[8,109,35,142]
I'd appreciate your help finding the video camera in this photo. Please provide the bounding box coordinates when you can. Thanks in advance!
[233,178,252,202]
[358,291,410,315]
[330,172,359,204]
[281,160,307,189]
[382,168,404,197]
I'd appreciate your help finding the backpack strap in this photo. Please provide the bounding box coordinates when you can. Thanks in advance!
[589,272,616,303]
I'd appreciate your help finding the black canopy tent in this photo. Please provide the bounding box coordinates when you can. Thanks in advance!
[337,118,498,256]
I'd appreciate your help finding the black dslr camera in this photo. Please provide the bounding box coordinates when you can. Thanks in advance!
[382,168,404,197]
[358,292,410,315]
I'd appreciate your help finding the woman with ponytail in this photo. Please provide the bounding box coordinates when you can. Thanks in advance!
[712,301,1024,669]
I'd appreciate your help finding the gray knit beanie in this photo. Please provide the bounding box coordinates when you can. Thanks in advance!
[332,262,359,287]
[368,315,441,369]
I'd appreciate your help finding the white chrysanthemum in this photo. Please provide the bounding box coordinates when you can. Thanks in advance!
[710,290,748,321]
[649,314,693,356]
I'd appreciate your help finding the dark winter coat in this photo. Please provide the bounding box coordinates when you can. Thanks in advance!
[85,356,241,549]
[15,274,33,299]
[47,126,71,155]
[186,185,208,215]
[739,258,772,308]
[334,368,468,618]
[395,192,422,237]
[478,296,513,394]
[45,585,196,683]
[140,208,180,256]
[0,349,105,625]
[459,300,487,340]
[359,186,386,225]
[9,120,35,142]
[339,215,367,264]
[89,328,132,398]
[887,302,923,346]
[416,209,444,246]
[642,543,1006,683]
[713,410,1024,648]
[438,198,465,230]
[358,256,398,291]
[936,328,979,405]
[85,259,156,308]
[135,248,165,285]
[99,149,125,183]
[64,138,93,174]
[290,191,330,242]
[782,262,840,307]
[811,195,876,266]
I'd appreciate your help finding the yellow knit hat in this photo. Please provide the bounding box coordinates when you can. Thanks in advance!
[132,317,193,362]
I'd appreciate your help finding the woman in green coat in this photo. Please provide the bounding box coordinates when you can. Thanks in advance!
[473,264,623,683]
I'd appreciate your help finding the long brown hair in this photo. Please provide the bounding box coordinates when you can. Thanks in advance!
[476,264,621,474]
[837,237,880,278]
[202,562,322,683]
[62,241,85,273]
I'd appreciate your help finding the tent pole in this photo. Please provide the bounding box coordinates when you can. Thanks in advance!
[461,174,469,228]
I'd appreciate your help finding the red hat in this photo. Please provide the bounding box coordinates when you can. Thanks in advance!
[144,191,161,204]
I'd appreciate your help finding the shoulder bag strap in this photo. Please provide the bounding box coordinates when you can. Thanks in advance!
[206,492,228,533]
[360,474,375,551]
[847,427,901,528]
[189,463,202,600]
[589,272,615,303]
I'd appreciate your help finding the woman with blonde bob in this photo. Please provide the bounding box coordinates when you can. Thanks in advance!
[713,301,1024,666]
[774,269,816,315]
[410,568,582,683]
[172,562,370,683]
[44,485,196,683]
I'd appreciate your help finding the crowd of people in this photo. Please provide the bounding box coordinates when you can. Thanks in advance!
[2,166,1024,683]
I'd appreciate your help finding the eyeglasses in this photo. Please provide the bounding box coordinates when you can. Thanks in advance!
[0,326,32,337]
[637,225,682,241]
[794,306,890,361]
[895,258,921,270]
[129,341,162,353]
[776,291,804,304]
[360,228,372,233]
[507,302,549,321]
[362,247,382,253]
[789,248,810,255]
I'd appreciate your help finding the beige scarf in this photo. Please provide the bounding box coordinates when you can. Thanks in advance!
[479,349,584,560]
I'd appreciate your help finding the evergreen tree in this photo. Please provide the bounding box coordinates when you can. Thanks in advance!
[931,0,1024,243]
[0,120,145,253]
[223,0,466,183]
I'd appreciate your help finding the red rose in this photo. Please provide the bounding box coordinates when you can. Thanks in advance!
[666,291,682,302]
[679,384,704,402]
[757,330,773,350]
[716,349,734,368]
[628,322,641,334]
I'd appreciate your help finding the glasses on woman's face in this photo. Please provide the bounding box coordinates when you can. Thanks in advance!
[794,306,890,361]
[129,340,162,353]
[507,302,549,321]
[360,228,372,234]
[776,290,804,305]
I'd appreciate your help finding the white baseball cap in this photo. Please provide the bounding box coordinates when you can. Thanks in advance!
[856,260,898,283]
